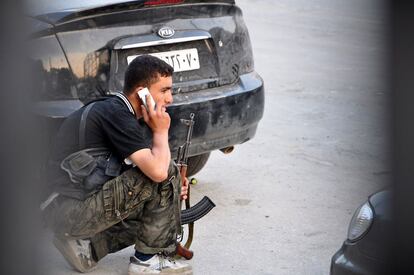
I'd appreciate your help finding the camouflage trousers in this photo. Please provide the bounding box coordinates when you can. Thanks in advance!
[44,161,182,261]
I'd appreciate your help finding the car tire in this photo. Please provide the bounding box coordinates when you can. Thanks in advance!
[186,152,211,177]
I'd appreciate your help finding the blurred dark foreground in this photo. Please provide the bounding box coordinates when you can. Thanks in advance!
[392,2,414,275]
[0,1,43,274]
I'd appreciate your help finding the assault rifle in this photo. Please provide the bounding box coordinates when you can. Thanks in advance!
[175,113,216,260]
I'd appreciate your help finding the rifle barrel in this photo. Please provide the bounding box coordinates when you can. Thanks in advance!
[182,113,195,164]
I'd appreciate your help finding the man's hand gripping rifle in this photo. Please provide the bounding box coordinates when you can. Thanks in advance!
[175,113,215,260]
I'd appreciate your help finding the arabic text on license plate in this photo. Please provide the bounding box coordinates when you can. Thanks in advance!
[127,48,200,72]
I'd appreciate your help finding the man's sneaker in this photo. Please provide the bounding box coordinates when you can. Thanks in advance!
[128,254,193,274]
[53,236,97,273]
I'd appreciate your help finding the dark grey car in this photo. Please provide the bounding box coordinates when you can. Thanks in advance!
[330,190,392,275]
[28,0,264,176]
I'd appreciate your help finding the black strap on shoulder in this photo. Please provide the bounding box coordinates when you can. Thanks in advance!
[79,102,96,150]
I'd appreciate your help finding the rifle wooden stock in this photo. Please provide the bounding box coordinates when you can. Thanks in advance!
[176,243,193,260]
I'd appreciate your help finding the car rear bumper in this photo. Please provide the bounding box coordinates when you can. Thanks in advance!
[168,71,265,157]
[33,71,264,157]
[330,241,388,275]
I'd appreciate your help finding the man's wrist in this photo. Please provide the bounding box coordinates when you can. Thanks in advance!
[152,129,169,135]
[152,130,169,147]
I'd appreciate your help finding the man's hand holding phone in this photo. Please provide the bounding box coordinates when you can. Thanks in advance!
[138,87,170,134]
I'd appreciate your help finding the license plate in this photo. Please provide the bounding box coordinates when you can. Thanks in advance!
[127,48,200,72]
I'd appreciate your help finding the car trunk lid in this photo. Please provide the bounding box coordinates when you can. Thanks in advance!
[40,0,253,100]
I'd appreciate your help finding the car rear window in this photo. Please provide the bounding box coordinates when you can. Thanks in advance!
[25,0,129,16]
[26,0,234,16]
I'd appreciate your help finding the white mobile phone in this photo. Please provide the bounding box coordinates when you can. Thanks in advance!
[137,87,155,111]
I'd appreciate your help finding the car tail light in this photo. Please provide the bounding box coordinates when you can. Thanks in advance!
[144,0,184,6]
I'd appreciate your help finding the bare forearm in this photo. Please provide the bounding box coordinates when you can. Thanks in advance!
[132,96,172,182]
[150,131,171,178]
[128,131,170,182]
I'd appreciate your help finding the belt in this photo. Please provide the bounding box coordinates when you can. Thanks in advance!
[40,192,60,211]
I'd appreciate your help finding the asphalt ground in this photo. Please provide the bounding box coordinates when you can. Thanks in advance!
[39,0,390,274]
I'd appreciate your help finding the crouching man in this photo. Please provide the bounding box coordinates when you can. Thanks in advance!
[42,55,191,274]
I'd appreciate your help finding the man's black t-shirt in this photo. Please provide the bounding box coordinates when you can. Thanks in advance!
[47,95,152,200]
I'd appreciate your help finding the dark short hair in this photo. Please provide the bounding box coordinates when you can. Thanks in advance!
[123,55,173,95]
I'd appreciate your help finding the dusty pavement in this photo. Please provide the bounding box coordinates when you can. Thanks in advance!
[39,0,390,274]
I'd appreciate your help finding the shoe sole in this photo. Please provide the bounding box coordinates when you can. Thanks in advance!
[128,270,193,275]
[53,237,97,273]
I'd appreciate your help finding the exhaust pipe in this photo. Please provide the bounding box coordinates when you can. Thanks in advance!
[220,146,234,154]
